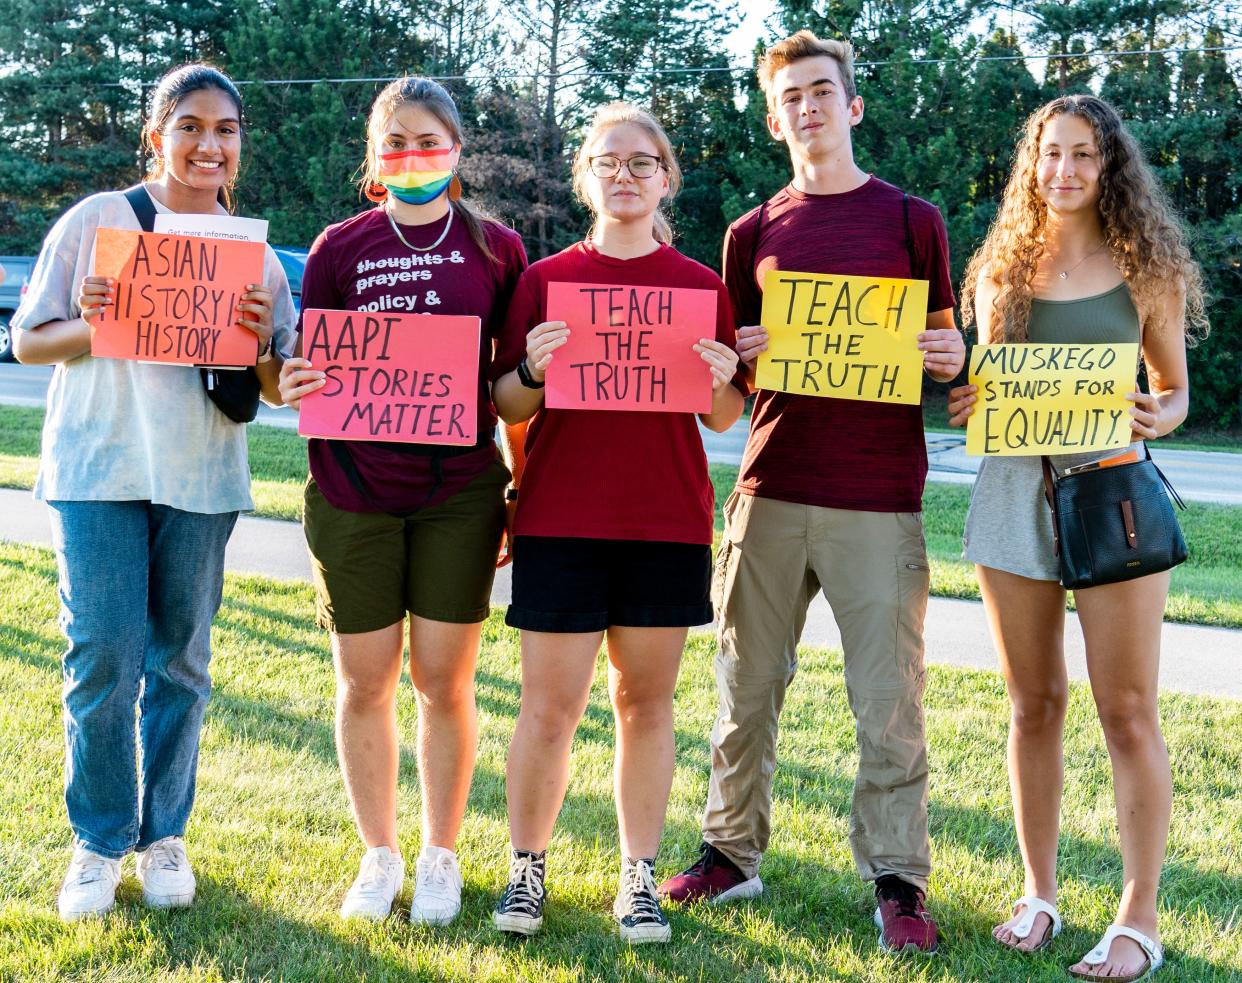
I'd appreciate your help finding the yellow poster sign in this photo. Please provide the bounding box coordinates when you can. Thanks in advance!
[755,270,929,404]
[966,343,1139,456]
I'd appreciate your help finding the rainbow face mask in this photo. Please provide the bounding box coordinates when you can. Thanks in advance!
[377,145,460,205]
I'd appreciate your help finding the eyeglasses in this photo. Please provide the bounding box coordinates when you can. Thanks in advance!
[587,154,664,179]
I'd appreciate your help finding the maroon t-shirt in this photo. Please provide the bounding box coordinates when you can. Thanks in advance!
[297,206,527,513]
[724,177,955,512]
[492,240,743,544]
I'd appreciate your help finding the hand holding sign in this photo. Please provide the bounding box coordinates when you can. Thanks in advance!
[694,338,740,390]
[736,324,768,365]
[946,383,977,427]
[278,356,325,410]
[236,283,275,350]
[1126,389,1164,441]
[965,343,1139,456]
[78,275,114,326]
[918,326,967,380]
[525,319,570,382]
[544,282,717,413]
[756,270,929,404]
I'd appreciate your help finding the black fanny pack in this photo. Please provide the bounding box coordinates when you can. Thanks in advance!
[122,185,262,424]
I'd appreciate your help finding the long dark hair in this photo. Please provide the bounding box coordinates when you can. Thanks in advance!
[361,76,499,263]
[142,64,245,212]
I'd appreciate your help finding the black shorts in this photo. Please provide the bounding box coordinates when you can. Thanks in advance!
[506,536,713,633]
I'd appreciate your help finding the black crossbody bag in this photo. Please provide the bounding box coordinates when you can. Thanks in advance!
[122,185,262,423]
[1040,447,1188,590]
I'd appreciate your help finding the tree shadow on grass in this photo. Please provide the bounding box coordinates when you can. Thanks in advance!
[94,874,452,983]
[3,554,1239,979]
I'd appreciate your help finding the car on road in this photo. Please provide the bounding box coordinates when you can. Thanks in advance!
[0,256,35,362]
[271,246,307,312]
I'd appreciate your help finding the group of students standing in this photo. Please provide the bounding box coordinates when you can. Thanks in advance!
[12,27,1204,982]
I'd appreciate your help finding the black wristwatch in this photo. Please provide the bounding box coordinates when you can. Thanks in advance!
[516,358,545,389]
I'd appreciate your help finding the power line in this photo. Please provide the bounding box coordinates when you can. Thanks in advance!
[86,44,1242,89]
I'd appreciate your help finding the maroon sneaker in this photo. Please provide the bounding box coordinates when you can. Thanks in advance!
[658,842,763,904]
[872,875,939,953]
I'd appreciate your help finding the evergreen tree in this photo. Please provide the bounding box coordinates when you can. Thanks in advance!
[0,0,141,251]
[222,0,434,247]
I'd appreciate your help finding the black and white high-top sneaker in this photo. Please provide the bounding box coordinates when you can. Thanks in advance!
[614,857,671,944]
[493,848,546,936]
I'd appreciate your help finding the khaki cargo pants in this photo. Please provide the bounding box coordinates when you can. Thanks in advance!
[703,491,932,891]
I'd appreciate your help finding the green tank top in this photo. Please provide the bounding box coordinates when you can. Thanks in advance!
[1027,282,1140,345]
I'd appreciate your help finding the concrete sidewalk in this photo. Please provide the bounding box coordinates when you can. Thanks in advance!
[3,487,1237,700]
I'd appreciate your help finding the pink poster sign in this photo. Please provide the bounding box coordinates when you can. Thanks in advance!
[297,309,480,445]
[544,281,716,413]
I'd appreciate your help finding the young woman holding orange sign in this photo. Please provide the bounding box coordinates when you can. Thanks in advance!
[488,102,744,944]
[277,77,526,926]
[948,95,1206,981]
[10,63,295,920]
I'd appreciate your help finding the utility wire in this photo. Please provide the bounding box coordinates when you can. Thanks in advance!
[81,44,1242,88]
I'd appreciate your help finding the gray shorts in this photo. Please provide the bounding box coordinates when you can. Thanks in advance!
[963,447,1136,581]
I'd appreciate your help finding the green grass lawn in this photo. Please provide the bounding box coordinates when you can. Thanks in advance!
[0,542,1239,981]
[4,404,1241,629]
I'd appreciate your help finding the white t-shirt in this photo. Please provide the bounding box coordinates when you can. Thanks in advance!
[12,189,297,514]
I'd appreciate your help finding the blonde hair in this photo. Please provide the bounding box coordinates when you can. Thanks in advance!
[572,102,682,246]
[758,31,857,107]
[962,94,1208,343]
[360,76,498,263]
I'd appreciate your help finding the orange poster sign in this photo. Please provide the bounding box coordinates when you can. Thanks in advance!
[91,227,265,366]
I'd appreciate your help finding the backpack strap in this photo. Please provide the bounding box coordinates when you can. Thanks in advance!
[123,185,157,233]
[902,192,917,274]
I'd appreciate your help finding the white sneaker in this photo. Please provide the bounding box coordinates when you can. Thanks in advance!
[340,846,405,921]
[409,845,463,926]
[58,846,122,921]
[136,836,196,908]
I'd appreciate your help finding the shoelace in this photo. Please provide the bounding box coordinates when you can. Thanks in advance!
[687,842,717,876]
[71,852,112,885]
[350,852,397,903]
[620,861,663,922]
[502,853,545,915]
[877,876,924,920]
[145,839,187,872]
[417,853,457,896]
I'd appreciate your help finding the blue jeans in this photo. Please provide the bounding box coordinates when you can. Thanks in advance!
[47,501,238,859]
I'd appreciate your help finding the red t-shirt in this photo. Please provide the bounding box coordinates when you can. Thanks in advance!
[724,177,956,512]
[297,206,527,513]
[493,240,742,545]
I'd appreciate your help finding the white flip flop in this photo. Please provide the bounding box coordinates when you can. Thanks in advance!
[1001,895,1062,951]
[1069,923,1164,982]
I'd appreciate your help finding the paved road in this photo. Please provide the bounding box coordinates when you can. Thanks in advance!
[3,363,1238,500]
[2,486,1238,700]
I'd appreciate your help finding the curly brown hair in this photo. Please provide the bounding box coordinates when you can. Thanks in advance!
[962,94,1208,344]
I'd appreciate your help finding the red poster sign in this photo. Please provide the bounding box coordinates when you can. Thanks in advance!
[544,281,716,413]
[91,227,265,366]
[297,309,480,446]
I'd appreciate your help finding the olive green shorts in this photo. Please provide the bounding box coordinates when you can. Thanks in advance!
[303,459,509,633]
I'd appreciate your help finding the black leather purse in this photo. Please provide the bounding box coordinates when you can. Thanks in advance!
[122,185,262,424]
[1040,447,1188,590]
